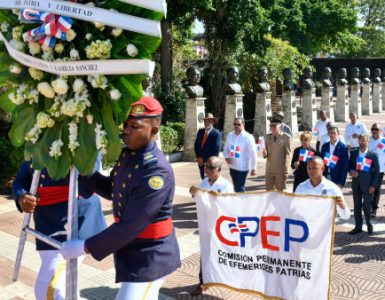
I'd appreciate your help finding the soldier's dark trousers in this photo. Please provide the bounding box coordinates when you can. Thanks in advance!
[353,188,372,229]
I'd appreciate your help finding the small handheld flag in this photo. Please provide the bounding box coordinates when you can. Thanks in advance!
[357,157,372,172]
[230,145,241,158]
[323,152,339,169]
[377,138,385,152]
[299,149,314,162]
[256,136,265,152]
[312,127,319,137]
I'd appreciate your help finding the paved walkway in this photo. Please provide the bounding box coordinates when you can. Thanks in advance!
[2,112,385,299]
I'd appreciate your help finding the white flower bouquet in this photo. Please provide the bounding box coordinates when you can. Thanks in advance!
[0,0,166,179]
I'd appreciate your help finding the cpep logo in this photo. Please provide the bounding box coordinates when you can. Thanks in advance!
[215,215,309,252]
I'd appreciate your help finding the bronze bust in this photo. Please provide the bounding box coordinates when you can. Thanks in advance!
[226,66,242,95]
[302,66,314,90]
[321,67,332,88]
[337,68,348,86]
[362,68,371,84]
[255,67,270,93]
[351,67,361,85]
[185,66,204,98]
[282,67,295,91]
[373,68,381,83]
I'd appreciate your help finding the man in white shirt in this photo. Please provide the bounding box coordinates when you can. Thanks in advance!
[295,156,350,220]
[314,110,329,152]
[345,113,368,151]
[368,123,385,217]
[224,118,257,192]
[320,121,346,149]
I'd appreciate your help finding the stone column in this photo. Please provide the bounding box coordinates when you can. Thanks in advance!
[362,83,372,115]
[321,87,334,122]
[350,85,362,117]
[282,90,298,134]
[382,82,385,111]
[254,92,272,138]
[302,88,317,130]
[183,97,206,161]
[224,94,244,137]
[372,83,382,113]
[335,86,349,122]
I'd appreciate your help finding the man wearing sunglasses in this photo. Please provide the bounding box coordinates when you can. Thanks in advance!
[369,123,385,217]
[224,118,257,192]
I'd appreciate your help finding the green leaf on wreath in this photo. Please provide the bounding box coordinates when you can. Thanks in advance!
[9,105,35,147]
[129,35,161,59]
[0,87,17,113]
[73,118,98,175]
[101,100,121,163]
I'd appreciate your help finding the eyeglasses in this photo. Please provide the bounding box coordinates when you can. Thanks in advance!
[233,123,242,126]
[371,128,379,131]
[204,163,218,170]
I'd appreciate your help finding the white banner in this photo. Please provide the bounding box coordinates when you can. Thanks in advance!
[195,191,336,300]
[0,0,161,37]
[119,0,167,15]
[0,32,155,76]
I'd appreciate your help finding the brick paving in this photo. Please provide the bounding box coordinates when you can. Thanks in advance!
[1,111,385,299]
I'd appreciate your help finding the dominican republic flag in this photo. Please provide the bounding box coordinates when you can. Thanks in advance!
[299,149,315,162]
[256,136,265,152]
[323,152,339,169]
[312,127,319,137]
[230,145,241,158]
[356,157,372,172]
[377,138,385,152]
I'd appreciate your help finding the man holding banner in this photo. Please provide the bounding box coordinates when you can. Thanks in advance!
[349,134,380,234]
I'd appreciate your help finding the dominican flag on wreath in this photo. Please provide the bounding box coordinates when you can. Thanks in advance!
[323,152,339,169]
[312,127,319,137]
[356,157,372,172]
[299,149,315,162]
[377,138,385,152]
[230,145,241,158]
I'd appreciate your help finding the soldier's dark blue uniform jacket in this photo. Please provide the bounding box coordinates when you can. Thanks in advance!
[80,140,181,283]
[12,160,106,251]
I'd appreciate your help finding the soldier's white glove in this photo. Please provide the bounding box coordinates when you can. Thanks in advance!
[60,240,86,259]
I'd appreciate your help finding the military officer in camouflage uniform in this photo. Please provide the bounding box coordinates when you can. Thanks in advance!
[61,96,181,299]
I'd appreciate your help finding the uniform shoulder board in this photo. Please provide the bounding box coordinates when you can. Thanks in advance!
[143,151,158,167]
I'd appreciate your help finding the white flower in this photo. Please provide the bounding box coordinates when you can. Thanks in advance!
[54,43,64,54]
[41,44,53,54]
[68,121,80,152]
[27,89,39,104]
[61,95,88,118]
[112,28,123,37]
[28,67,44,80]
[52,78,69,95]
[9,39,25,51]
[48,100,62,118]
[36,112,55,128]
[86,2,96,7]
[85,40,112,59]
[85,33,93,40]
[49,139,64,158]
[37,82,55,98]
[126,44,138,57]
[86,114,94,124]
[95,123,108,154]
[73,79,86,93]
[88,75,108,89]
[10,64,22,74]
[69,48,80,60]
[66,29,76,41]
[1,21,9,32]
[12,26,23,41]
[8,84,38,105]
[109,89,122,101]
[28,42,41,56]
[41,51,54,61]
[94,22,105,31]
[12,9,20,16]
[25,124,42,144]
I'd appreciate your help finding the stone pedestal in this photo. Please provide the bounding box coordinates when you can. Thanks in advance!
[302,88,317,130]
[372,83,382,113]
[321,87,334,122]
[336,86,349,122]
[224,94,244,137]
[183,97,206,161]
[362,83,372,115]
[382,82,385,111]
[350,85,362,117]
[254,92,272,138]
[282,90,298,134]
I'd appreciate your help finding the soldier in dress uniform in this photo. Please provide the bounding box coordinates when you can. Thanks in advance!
[262,117,291,191]
[60,96,181,300]
[12,154,106,300]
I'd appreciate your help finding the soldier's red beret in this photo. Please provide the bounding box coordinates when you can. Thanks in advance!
[129,96,163,118]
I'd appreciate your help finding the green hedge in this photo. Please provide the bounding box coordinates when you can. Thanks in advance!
[0,136,24,191]
[160,122,184,155]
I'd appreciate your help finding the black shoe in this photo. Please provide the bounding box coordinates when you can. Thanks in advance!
[371,208,377,218]
[190,285,207,296]
[349,228,363,235]
[367,224,374,234]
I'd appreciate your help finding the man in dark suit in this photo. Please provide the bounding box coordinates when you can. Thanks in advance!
[194,113,222,179]
[349,134,380,234]
[320,125,349,186]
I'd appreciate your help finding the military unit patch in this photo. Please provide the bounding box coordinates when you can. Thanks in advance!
[148,176,164,190]
[131,104,146,115]
[143,151,158,166]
